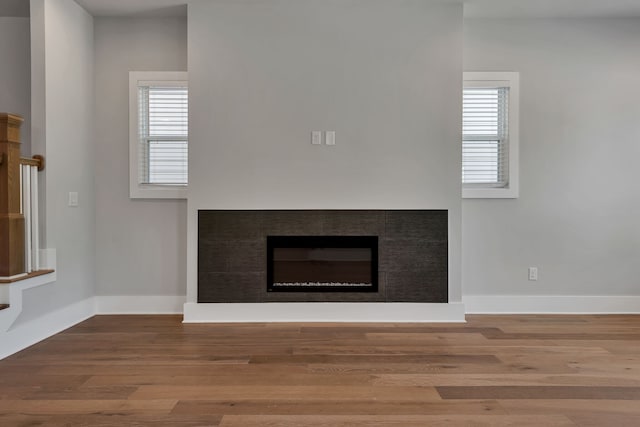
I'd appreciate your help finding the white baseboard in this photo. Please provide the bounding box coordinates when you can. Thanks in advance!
[463,295,640,314]
[183,302,466,323]
[95,295,186,314]
[0,297,95,360]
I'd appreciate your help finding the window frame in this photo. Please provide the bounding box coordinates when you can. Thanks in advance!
[129,71,189,199]
[462,71,519,199]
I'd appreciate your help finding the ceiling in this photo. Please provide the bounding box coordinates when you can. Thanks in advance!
[3,0,640,19]
[74,0,187,17]
[464,0,640,18]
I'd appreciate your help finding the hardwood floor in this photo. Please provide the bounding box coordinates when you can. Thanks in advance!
[1,314,640,426]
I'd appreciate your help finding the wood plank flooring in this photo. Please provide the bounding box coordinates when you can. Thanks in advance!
[1,314,640,426]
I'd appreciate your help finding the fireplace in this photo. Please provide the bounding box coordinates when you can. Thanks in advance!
[267,236,378,292]
[198,210,447,303]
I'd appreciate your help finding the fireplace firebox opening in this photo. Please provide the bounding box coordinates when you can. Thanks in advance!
[267,236,378,293]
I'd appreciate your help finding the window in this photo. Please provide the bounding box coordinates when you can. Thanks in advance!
[463,72,519,198]
[129,71,188,199]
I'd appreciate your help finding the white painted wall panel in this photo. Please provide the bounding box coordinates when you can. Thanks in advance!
[463,18,640,297]
[94,18,187,296]
[16,0,96,325]
[187,0,464,305]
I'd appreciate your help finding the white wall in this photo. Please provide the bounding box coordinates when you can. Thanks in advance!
[0,17,31,155]
[187,0,464,304]
[16,0,95,325]
[463,18,640,297]
[94,18,187,296]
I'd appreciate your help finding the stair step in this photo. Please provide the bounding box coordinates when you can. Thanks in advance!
[0,269,55,284]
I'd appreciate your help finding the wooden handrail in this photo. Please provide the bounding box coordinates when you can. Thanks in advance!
[20,155,45,171]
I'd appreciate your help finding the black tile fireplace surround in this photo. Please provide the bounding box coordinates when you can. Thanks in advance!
[198,210,448,303]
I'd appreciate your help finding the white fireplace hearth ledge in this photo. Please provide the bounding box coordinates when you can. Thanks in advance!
[183,302,466,323]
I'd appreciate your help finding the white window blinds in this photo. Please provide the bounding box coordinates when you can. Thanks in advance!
[138,85,188,185]
[462,87,509,187]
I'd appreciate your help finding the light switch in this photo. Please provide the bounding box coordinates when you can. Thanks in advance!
[325,131,336,145]
[311,131,322,145]
[68,192,78,207]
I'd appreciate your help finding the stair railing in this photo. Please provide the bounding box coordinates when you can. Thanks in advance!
[0,113,45,280]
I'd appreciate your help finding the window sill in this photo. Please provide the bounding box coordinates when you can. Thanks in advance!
[130,185,187,200]
[463,186,518,199]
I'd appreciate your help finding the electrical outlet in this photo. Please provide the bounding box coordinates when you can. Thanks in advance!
[325,131,336,145]
[68,192,79,207]
[311,131,322,145]
[528,267,538,281]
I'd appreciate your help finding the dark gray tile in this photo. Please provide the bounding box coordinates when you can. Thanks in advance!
[385,271,448,302]
[385,210,448,241]
[321,210,385,236]
[198,210,449,304]
[198,241,230,272]
[264,290,385,303]
[262,210,323,236]
[198,211,263,240]
[198,272,264,303]
[379,272,388,300]
[228,239,266,272]
[199,239,266,273]
[380,240,448,272]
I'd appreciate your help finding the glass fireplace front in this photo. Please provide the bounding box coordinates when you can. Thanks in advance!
[267,236,378,292]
